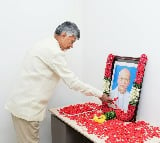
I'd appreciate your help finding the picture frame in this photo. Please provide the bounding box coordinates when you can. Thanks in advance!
[103,54,147,121]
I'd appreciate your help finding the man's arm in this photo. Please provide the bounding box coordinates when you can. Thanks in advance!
[44,53,104,98]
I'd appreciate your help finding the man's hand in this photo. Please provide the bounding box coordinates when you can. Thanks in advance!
[99,94,113,103]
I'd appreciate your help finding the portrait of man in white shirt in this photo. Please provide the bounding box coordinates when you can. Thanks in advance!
[109,61,137,112]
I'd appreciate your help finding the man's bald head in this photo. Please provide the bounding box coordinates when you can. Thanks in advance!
[117,68,130,94]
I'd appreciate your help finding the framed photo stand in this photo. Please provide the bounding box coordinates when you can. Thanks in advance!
[103,54,148,121]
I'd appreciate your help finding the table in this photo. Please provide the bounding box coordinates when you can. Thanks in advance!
[49,108,105,143]
[49,105,160,143]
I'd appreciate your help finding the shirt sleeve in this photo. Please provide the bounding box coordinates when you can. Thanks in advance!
[46,53,103,98]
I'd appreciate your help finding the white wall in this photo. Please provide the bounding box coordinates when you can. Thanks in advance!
[82,0,160,125]
[1,0,160,143]
[0,0,86,143]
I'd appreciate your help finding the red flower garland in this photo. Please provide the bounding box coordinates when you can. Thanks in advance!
[135,54,148,85]
[104,54,115,78]
[102,101,136,122]
[103,54,148,121]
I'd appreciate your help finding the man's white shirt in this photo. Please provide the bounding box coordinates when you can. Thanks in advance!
[110,87,130,112]
[5,37,103,121]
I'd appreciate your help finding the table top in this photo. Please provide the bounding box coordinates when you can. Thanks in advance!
[49,107,105,143]
[49,103,160,143]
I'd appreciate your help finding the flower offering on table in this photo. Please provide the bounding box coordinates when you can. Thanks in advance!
[58,102,160,143]
[55,54,157,142]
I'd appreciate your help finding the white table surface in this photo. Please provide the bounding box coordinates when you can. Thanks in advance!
[49,105,160,143]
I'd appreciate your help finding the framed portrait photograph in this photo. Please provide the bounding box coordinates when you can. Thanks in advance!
[103,54,147,122]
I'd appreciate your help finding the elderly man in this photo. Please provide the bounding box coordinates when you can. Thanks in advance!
[110,68,131,112]
[5,21,111,143]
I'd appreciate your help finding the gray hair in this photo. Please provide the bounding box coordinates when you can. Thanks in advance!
[54,21,80,39]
